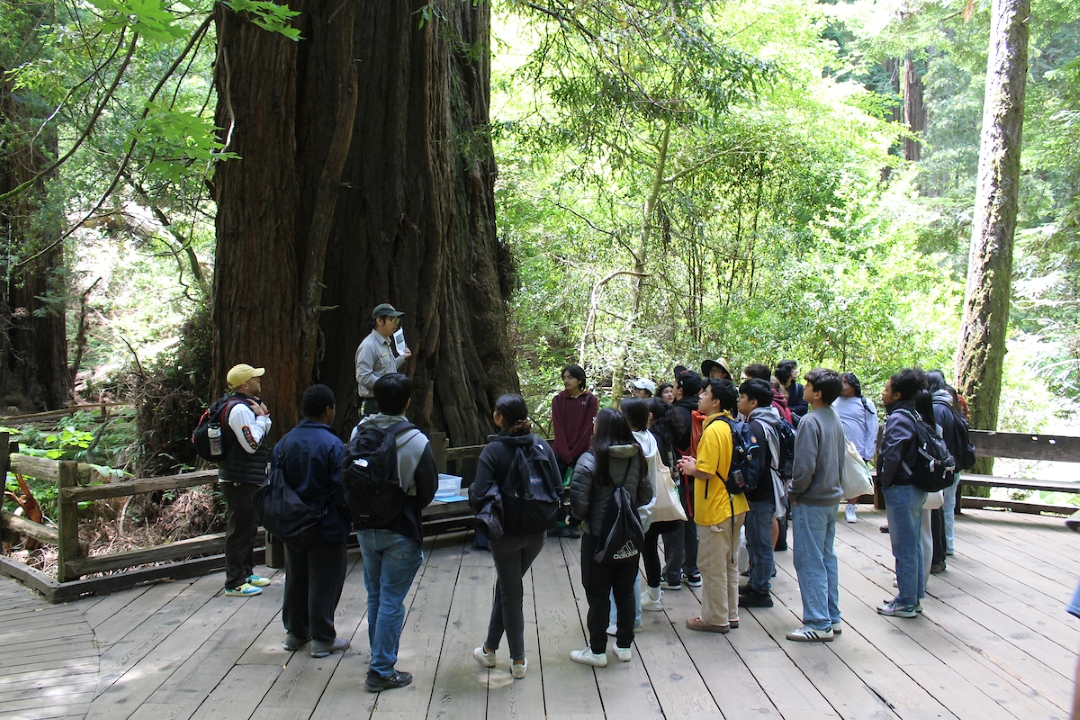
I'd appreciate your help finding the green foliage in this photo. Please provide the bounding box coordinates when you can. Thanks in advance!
[223,0,301,40]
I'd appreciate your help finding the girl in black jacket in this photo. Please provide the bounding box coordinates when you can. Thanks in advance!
[469,394,562,680]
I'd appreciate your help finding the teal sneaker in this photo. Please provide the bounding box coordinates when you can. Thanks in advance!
[225,583,262,597]
[247,575,271,587]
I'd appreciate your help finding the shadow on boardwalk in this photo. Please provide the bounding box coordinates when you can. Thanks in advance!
[1,508,1077,720]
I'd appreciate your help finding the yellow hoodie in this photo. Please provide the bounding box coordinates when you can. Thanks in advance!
[693,412,750,526]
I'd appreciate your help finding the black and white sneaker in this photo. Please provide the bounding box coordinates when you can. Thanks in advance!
[785,625,834,642]
[365,670,413,693]
[682,572,703,588]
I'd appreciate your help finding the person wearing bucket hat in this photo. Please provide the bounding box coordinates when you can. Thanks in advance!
[220,363,273,597]
[700,358,733,380]
[355,303,412,417]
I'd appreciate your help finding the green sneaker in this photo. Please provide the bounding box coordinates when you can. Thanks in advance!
[247,575,271,587]
[225,583,262,597]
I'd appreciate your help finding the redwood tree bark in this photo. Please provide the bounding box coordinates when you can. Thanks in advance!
[955,0,1030,468]
[317,1,518,444]
[212,1,517,444]
[0,73,70,410]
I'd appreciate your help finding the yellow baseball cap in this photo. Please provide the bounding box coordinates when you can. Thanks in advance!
[227,364,265,389]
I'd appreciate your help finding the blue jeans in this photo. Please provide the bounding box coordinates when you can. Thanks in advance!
[791,503,840,631]
[357,529,423,677]
[744,501,775,595]
[942,478,958,553]
[883,484,927,607]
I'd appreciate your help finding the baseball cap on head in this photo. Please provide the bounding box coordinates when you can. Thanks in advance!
[227,364,265,390]
[677,370,703,396]
[630,378,656,394]
[371,303,405,319]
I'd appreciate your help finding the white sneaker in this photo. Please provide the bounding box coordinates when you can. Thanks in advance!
[473,646,495,668]
[570,648,608,667]
[614,645,632,662]
[785,625,834,642]
[606,624,617,637]
[512,658,527,678]
[845,504,857,523]
[640,590,663,612]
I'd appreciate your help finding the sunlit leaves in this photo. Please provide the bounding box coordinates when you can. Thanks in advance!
[88,0,187,40]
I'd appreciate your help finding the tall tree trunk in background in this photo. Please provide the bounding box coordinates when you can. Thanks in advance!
[317,1,517,445]
[213,1,517,444]
[212,0,357,436]
[879,58,903,183]
[955,0,1030,475]
[903,55,925,163]
[607,122,669,406]
[0,73,69,411]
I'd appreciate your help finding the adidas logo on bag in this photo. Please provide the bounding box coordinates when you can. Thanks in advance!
[612,541,639,561]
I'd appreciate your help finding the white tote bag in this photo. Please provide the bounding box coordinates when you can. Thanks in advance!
[651,456,688,523]
[841,440,874,499]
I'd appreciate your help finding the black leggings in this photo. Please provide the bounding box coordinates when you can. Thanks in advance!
[643,520,683,588]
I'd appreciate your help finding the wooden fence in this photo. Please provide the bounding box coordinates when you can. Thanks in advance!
[0,430,489,603]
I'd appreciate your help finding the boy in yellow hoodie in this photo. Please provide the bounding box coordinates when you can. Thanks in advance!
[677,378,749,633]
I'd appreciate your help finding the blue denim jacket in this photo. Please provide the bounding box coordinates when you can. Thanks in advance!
[272,420,351,543]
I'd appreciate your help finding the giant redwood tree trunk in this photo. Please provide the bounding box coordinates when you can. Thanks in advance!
[212,1,517,444]
[955,0,1030,473]
[0,73,69,410]
[316,1,517,444]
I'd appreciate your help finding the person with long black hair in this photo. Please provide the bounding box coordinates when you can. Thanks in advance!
[569,408,653,667]
[638,398,686,612]
[469,395,562,680]
[833,372,878,523]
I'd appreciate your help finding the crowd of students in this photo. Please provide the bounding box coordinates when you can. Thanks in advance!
[534,358,972,659]
[217,303,971,686]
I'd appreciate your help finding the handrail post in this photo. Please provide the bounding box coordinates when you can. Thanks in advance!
[0,432,9,546]
[56,461,82,582]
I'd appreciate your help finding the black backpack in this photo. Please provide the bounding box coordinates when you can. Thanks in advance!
[254,462,323,550]
[714,416,762,496]
[774,418,797,481]
[192,395,242,463]
[935,401,976,470]
[342,420,415,529]
[593,463,645,566]
[500,439,562,536]
[898,409,956,492]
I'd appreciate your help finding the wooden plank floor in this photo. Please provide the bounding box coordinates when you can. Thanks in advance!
[1,508,1078,720]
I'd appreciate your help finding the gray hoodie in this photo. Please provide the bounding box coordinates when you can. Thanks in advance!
[570,444,653,535]
[789,406,846,507]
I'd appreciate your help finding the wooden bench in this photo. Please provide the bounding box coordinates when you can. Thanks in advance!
[958,429,1080,515]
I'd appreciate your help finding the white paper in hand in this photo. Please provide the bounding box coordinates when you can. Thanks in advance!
[394,328,407,356]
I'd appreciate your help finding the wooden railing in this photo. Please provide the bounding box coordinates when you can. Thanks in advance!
[958,430,1080,515]
[0,430,491,601]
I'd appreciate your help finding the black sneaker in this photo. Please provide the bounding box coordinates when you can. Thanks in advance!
[682,572,703,588]
[738,591,774,608]
[365,670,413,693]
[659,578,682,591]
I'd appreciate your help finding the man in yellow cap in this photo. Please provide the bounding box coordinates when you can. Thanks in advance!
[220,363,273,597]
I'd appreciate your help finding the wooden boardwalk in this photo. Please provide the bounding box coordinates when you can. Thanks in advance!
[1,507,1078,720]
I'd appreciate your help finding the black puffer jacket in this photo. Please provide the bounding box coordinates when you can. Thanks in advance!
[570,445,653,536]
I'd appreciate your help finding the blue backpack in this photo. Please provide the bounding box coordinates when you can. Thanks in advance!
[714,416,762,496]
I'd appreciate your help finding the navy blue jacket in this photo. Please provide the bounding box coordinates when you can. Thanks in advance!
[272,420,351,543]
[877,400,919,489]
